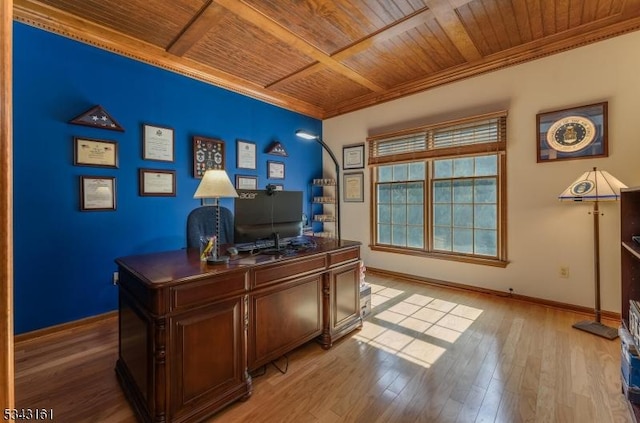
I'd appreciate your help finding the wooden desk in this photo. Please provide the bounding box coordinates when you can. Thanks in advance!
[115,238,361,423]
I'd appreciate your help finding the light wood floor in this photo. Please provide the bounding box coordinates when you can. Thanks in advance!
[15,273,632,422]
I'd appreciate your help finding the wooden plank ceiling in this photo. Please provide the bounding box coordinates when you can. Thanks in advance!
[13,0,640,119]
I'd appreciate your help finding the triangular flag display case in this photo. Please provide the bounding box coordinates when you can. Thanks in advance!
[69,105,125,132]
[265,141,288,156]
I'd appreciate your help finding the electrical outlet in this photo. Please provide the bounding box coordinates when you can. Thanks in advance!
[113,271,119,285]
[559,266,570,279]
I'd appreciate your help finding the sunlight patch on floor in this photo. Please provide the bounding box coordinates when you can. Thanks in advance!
[356,284,484,369]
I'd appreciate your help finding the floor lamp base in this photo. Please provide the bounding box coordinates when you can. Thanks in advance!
[572,320,618,340]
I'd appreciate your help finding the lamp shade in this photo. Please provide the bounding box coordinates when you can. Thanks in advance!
[193,169,238,199]
[558,167,627,202]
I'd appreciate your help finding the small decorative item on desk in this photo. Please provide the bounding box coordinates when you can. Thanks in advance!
[199,235,216,262]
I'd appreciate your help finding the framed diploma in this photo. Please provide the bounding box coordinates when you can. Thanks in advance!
[236,175,258,190]
[237,139,257,170]
[343,143,365,169]
[80,176,116,211]
[138,168,176,196]
[73,137,118,168]
[143,124,175,162]
[193,136,225,178]
[267,160,285,179]
[536,102,608,163]
[344,172,364,202]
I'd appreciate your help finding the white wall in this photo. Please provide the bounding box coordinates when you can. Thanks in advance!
[324,30,640,313]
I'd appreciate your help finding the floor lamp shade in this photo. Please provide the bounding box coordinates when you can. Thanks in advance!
[558,167,626,340]
[559,167,626,202]
[193,169,238,263]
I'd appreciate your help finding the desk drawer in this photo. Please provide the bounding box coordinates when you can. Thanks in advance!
[253,255,326,288]
[171,272,248,312]
[327,247,359,267]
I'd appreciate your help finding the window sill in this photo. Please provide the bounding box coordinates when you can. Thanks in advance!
[369,245,509,268]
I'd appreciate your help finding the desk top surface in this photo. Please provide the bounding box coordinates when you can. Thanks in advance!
[115,237,360,287]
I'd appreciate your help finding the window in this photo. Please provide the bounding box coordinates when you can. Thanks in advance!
[368,112,507,267]
[376,163,425,248]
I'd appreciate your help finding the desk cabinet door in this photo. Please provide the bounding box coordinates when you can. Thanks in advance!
[170,296,247,421]
[249,275,323,370]
[323,262,362,347]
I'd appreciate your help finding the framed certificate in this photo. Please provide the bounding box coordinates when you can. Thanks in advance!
[267,160,285,179]
[73,137,118,168]
[344,172,364,202]
[343,143,365,169]
[193,136,225,178]
[143,124,174,162]
[236,175,258,190]
[138,168,176,196]
[80,176,116,211]
[536,102,608,163]
[236,139,257,170]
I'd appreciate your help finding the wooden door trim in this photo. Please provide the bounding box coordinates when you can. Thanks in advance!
[1,0,14,410]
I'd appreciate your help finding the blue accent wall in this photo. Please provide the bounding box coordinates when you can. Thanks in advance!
[13,23,323,334]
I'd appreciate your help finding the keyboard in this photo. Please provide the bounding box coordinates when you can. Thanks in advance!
[234,237,313,253]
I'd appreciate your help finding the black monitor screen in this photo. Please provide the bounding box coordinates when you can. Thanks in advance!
[233,189,303,244]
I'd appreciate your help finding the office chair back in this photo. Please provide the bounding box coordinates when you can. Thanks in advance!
[186,206,233,248]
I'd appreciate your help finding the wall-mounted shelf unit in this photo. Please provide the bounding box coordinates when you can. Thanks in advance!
[310,178,337,238]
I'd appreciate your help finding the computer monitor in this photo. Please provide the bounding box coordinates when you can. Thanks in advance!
[233,188,303,244]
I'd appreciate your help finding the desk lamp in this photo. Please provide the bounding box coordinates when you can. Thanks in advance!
[296,130,341,241]
[193,169,238,263]
[559,166,626,339]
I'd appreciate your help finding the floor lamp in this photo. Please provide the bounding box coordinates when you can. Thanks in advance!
[295,130,341,241]
[193,169,238,263]
[559,166,627,339]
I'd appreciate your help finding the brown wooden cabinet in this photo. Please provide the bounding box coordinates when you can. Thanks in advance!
[319,261,361,349]
[116,261,251,423]
[170,297,248,422]
[115,238,360,423]
[249,274,323,369]
[621,187,640,422]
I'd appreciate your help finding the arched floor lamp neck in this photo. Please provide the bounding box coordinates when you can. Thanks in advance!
[296,130,341,241]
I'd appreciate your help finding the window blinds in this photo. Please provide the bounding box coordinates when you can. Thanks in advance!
[368,111,507,165]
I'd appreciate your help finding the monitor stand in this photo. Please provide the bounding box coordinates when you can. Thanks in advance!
[261,232,283,255]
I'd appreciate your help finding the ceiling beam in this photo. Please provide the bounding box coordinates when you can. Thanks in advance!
[213,0,384,93]
[13,0,325,118]
[268,7,435,90]
[331,7,435,62]
[166,0,222,56]
[425,0,482,62]
[324,13,640,118]
[267,2,478,91]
